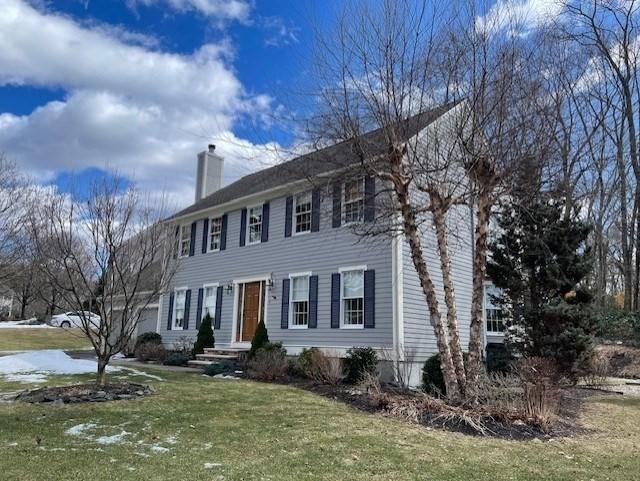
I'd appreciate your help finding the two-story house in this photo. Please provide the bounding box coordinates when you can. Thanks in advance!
[144,103,503,385]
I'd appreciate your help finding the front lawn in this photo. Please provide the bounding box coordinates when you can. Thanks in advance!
[0,328,90,351]
[1,369,639,480]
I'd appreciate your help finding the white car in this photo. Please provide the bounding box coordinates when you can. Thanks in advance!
[49,311,101,329]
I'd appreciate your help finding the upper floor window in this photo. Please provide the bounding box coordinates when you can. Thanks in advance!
[174,288,187,329]
[294,192,312,234]
[179,225,191,257]
[341,268,364,328]
[203,285,217,321]
[485,284,506,333]
[344,178,364,224]
[208,217,222,252]
[248,206,263,244]
[289,274,309,328]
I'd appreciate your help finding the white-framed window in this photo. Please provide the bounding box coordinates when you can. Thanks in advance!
[203,284,218,323]
[294,192,312,234]
[247,205,263,244]
[289,273,310,328]
[208,217,222,252]
[179,225,191,257]
[340,267,365,328]
[173,288,187,329]
[485,284,506,333]
[344,178,365,224]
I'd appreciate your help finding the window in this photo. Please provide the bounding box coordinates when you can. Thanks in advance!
[179,225,190,257]
[174,289,187,329]
[341,269,364,327]
[289,274,309,328]
[247,206,262,244]
[294,192,312,234]
[208,217,222,252]
[203,285,217,322]
[485,284,506,333]
[344,178,364,224]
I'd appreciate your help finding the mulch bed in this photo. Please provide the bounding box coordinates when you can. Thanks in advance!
[8,382,154,404]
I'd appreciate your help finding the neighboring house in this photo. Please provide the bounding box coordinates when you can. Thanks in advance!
[153,103,500,385]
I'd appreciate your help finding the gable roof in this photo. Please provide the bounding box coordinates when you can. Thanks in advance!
[172,101,457,220]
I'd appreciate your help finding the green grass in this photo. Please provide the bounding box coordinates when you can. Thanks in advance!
[1,369,640,480]
[0,328,90,351]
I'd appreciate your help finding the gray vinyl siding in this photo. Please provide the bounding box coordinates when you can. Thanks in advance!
[136,307,158,336]
[160,191,393,350]
[401,203,474,362]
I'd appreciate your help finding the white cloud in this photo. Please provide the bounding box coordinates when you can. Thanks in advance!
[126,0,251,22]
[477,0,562,35]
[0,0,284,209]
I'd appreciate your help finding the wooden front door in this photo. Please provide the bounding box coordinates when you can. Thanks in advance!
[239,281,262,342]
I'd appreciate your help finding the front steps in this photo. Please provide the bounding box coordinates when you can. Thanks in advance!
[187,347,249,369]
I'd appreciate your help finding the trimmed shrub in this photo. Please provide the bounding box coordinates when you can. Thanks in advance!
[594,308,640,342]
[249,320,269,358]
[296,348,343,385]
[422,354,446,395]
[193,313,215,356]
[135,342,167,362]
[344,347,378,384]
[246,344,288,381]
[486,343,514,374]
[134,332,162,351]
[163,352,190,366]
[204,361,237,377]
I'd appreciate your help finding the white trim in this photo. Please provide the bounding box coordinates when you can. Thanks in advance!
[288,272,312,329]
[201,282,219,323]
[172,286,188,330]
[338,266,366,329]
[230,275,271,346]
[391,223,404,360]
[155,294,163,333]
[246,204,263,246]
[178,224,191,258]
[292,191,312,236]
[206,215,222,253]
[342,177,365,226]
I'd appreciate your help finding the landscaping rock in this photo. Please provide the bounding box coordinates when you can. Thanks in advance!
[13,383,154,404]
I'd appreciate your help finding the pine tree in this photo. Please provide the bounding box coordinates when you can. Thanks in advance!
[487,196,594,378]
[193,313,215,356]
[249,320,269,357]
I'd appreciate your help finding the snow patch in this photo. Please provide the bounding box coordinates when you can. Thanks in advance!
[165,435,178,445]
[0,350,119,375]
[96,431,130,445]
[0,320,54,329]
[121,368,163,381]
[3,373,47,383]
[150,445,170,453]
[204,462,222,469]
[65,423,98,436]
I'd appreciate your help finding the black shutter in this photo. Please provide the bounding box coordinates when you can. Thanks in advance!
[214,285,223,329]
[167,293,174,330]
[183,289,192,330]
[239,208,247,246]
[173,226,179,259]
[281,278,290,329]
[330,273,340,328]
[201,218,209,254]
[195,288,204,329]
[364,270,375,328]
[284,196,293,237]
[261,202,270,242]
[364,176,375,222]
[311,189,321,232]
[332,183,342,228]
[220,214,228,251]
[309,275,318,328]
[189,222,196,257]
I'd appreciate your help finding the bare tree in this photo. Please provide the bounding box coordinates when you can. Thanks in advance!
[0,155,29,283]
[306,0,547,401]
[30,176,176,384]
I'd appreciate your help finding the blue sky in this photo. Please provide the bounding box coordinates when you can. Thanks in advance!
[0,0,553,207]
